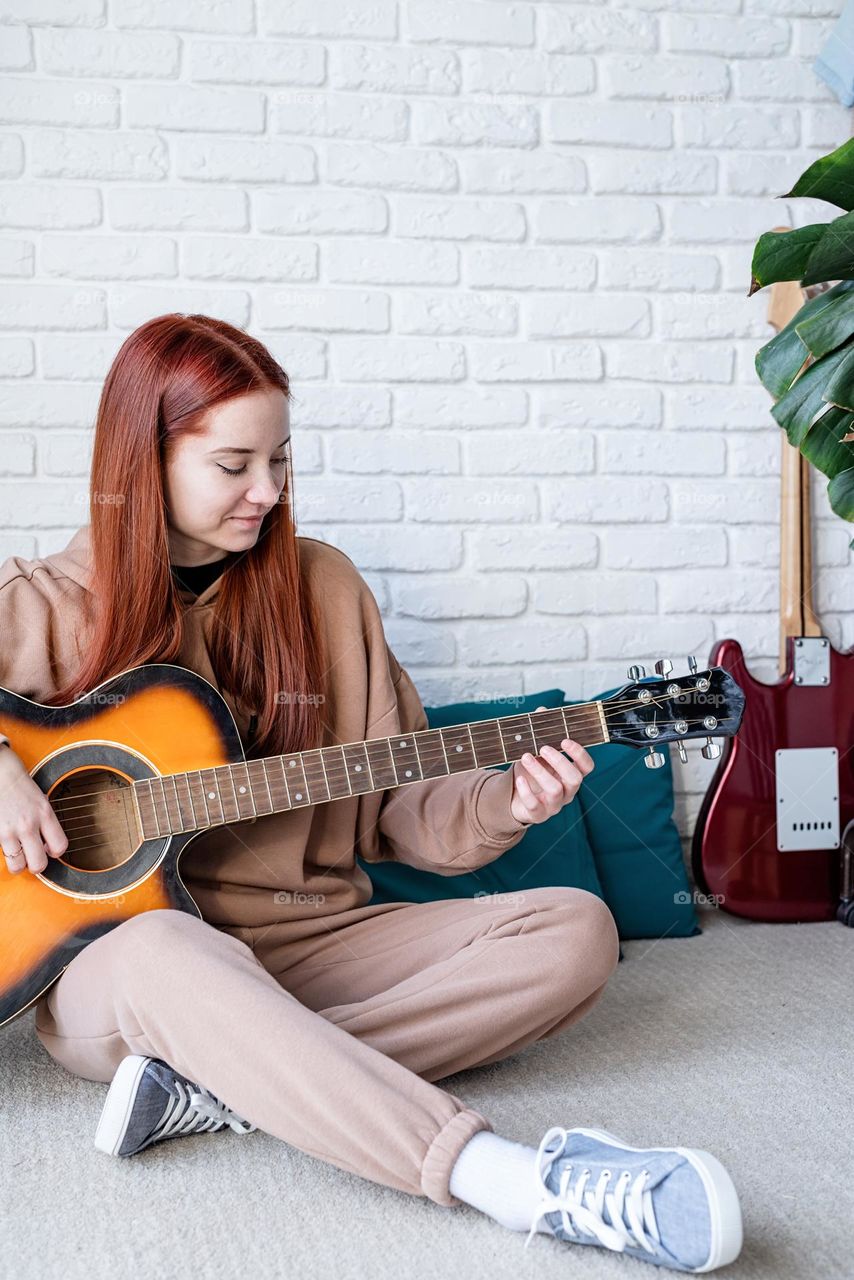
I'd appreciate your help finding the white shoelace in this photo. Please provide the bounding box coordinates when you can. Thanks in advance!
[524,1127,662,1255]
[151,1077,257,1141]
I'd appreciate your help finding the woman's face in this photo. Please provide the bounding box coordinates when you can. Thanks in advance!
[163,386,290,566]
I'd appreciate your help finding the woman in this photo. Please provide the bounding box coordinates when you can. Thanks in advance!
[0,315,742,1272]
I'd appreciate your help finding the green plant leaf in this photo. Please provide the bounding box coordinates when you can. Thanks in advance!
[755,282,854,399]
[822,342,854,410]
[749,225,827,295]
[769,341,853,444]
[798,403,854,477]
[800,208,854,285]
[795,288,854,360]
[828,466,854,522]
[783,137,854,212]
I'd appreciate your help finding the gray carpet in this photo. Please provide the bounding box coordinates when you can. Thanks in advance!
[2,906,850,1280]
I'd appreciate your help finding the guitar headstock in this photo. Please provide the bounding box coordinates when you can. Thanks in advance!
[601,658,745,768]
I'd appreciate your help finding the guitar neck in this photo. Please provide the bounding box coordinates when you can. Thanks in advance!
[133,701,610,840]
[765,268,823,673]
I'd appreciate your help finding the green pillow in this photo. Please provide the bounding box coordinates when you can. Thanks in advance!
[576,685,700,940]
[355,688,606,905]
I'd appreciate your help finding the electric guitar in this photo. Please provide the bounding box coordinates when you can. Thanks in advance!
[0,659,744,1028]
[693,258,854,922]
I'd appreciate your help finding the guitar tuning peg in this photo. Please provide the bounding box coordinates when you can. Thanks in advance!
[628,664,646,680]
[676,742,688,764]
[654,658,673,677]
[701,737,721,760]
[687,655,698,675]
[644,747,665,769]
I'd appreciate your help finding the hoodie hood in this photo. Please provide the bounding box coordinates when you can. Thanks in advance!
[47,524,223,608]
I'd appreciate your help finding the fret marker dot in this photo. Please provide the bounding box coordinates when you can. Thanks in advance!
[289,760,296,767]
[400,740,407,747]
[295,792,303,801]
[239,786,246,794]
[515,734,522,741]
[355,764,362,771]
[405,770,412,778]
[455,744,462,752]
[208,791,215,800]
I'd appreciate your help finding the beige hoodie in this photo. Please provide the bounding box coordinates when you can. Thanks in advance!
[0,526,528,937]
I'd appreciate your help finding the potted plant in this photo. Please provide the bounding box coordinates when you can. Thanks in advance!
[749,136,854,539]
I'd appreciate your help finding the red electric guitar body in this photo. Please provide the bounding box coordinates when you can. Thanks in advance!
[693,263,854,922]
[693,635,854,921]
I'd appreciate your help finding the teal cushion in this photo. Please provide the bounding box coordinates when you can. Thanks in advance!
[355,688,606,905]
[575,685,700,940]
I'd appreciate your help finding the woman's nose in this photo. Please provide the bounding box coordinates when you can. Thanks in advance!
[245,476,281,505]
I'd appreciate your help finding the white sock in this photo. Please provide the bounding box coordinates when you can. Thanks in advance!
[448,1130,551,1234]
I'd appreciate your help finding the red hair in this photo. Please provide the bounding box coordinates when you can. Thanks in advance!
[50,313,327,759]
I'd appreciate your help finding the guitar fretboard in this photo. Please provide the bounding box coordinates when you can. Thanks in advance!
[132,702,610,840]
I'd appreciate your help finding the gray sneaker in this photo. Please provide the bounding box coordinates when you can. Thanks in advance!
[94,1054,257,1157]
[524,1126,743,1272]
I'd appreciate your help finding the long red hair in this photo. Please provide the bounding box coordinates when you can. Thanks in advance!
[50,313,327,759]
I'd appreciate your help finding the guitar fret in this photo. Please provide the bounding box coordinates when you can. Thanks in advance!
[225,765,240,821]
[199,768,224,825]
[196,771,211,826]
[163,775,182,832]
[415,729,447,780]
[247,760,274,815]
[265,757,287,810]
[390,732,420,783]
[341,742,372,794]
[386,737,399,784]
[331,745,352,796]
[273,756,292,807]
[284,753,310,806]
[302,749,328,804]
[176,773,198,829]
[318,748,332,799]
[229,762,257,821]
[440,724,477,773]
[466,723,477,767]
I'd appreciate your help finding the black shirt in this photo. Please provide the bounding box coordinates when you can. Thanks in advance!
[170,552,238,601]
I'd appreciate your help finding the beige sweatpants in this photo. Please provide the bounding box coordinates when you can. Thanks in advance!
[33,886,620,1207]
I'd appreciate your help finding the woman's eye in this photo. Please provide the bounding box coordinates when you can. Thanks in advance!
[217,458,287,477]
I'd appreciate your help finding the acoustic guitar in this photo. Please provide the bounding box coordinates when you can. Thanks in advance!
[692,260,854,922]
[0,659,744,1027]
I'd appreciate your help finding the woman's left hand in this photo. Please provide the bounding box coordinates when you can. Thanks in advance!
[509,706,595,827]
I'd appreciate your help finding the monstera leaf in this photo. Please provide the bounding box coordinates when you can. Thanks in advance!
[751,138,854,531]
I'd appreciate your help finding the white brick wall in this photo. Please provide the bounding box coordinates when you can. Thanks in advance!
[1,0,852,863]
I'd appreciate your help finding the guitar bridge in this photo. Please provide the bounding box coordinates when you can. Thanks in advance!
[775,747,840,852]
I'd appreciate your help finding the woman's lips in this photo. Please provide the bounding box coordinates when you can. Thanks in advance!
[230,515,264,526]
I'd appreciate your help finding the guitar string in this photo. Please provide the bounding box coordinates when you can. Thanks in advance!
[31,714,727,856]
[43,708,724,824]
[35,691,724,814]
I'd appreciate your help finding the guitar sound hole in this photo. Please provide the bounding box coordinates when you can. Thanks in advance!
[48,769,141,872]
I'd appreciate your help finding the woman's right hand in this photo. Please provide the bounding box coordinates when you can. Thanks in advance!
[0,744,69,876]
